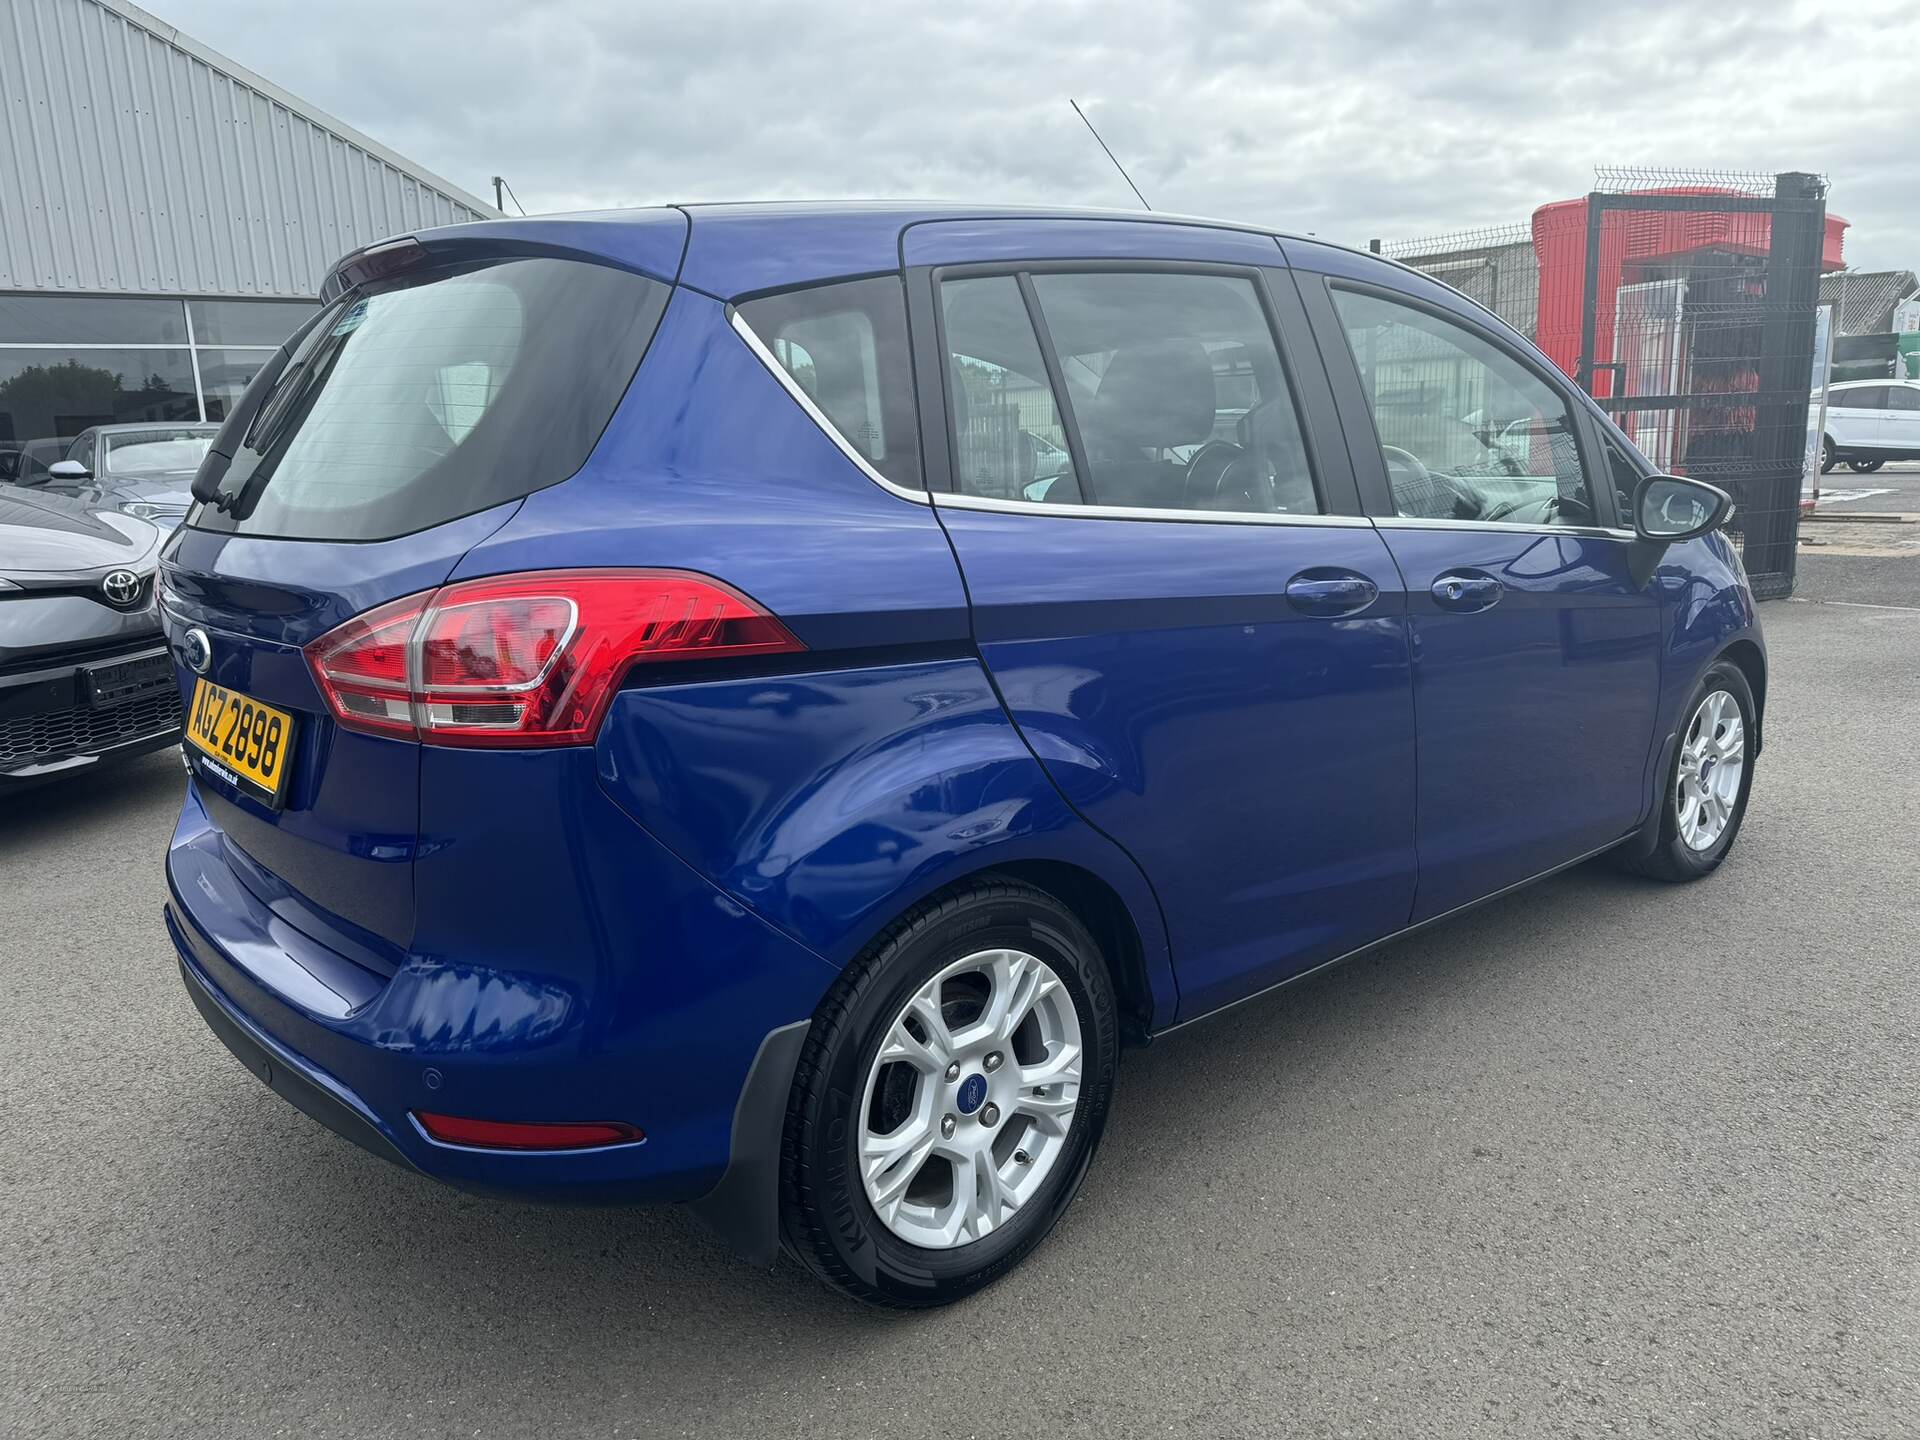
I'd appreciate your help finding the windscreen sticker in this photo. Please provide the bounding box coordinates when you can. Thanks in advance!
[330,299,369,337]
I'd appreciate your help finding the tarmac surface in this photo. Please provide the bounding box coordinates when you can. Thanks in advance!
[3,546,1916,1439]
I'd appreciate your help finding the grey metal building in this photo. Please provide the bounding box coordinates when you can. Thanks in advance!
[0,0,493,471]
[1818,268,1920,336]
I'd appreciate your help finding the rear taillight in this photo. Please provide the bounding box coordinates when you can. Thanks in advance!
[305,569,802,748]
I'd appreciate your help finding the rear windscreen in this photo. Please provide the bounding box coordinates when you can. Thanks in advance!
[189,257,668,541]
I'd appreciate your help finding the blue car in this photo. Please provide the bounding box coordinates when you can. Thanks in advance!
[160,204,1763,1307]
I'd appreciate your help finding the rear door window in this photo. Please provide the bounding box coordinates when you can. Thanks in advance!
[737,277,923,490]
[190,257,668,541]
[939,275,1082,505]
[1026,271,1320,515]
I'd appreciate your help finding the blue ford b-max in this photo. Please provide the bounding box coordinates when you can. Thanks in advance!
[161,203,1763,1306]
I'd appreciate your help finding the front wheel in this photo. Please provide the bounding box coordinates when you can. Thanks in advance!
[1847,457,1886,474]
[1820,436,1836,474]
[1615,661,1756,882]
[781,880,1118,1307]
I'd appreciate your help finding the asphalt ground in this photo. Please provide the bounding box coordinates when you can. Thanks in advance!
[1811,456,1920,516]
[1800,459,1920,608]
[3,547,1916,1439]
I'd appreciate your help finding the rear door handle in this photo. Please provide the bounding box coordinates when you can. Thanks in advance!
[1285,570,1380,618]
[1431,570,1503,612]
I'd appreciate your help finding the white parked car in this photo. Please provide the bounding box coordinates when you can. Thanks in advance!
[1820,379,1920,474]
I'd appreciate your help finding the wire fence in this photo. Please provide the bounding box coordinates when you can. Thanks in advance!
[1381,169,1831,599]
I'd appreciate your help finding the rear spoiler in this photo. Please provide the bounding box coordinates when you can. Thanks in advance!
[318,236,431,303]
[319,213,691,301]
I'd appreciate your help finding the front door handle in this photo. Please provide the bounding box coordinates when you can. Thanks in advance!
[1285,569,1380,618]
[1431,570,1503,612]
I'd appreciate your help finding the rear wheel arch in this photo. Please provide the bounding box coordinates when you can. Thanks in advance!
[982,859,1156,1046]
[838,858,1161,1047]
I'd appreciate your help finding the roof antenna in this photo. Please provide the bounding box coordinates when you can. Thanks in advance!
[490,175,528,216]
[1069,99,1151,211]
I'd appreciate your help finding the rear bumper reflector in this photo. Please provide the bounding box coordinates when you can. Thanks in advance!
[413,1112,645,1151]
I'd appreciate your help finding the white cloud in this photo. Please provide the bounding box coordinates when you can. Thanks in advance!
[161,0,1920,272]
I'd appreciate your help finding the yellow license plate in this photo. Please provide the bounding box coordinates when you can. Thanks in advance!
[185,679,297,806]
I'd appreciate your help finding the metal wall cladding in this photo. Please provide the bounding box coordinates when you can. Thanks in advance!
[0,0,491,298]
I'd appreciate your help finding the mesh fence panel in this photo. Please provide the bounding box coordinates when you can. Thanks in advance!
[1383,169,1829,599]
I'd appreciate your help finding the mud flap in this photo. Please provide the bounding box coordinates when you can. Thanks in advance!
[686,1019,811,1267]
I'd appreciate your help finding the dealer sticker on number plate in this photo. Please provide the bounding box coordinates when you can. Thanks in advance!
[185,679,296,806]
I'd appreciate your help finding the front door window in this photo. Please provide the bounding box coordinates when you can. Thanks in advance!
[1333,288,1598,528]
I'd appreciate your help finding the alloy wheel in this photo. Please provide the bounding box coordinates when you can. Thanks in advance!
[857,948,1083,1249]
[1675,688,1745,851]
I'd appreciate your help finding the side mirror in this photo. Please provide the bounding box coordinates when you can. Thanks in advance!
[47,459,91,481]
[1632,474,1732,543]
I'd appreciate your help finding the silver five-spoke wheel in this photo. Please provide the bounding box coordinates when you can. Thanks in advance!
[1675,688,1745,851]
[858,948,1083,1249]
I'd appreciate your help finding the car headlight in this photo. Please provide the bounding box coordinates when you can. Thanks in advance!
[122,501,163,520]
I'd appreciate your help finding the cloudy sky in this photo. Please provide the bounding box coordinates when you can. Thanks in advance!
[161,0,1919,272]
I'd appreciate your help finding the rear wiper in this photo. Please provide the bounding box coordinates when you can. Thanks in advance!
[190,454,233,507]
[200,479,245,514]
[191,303,340,511]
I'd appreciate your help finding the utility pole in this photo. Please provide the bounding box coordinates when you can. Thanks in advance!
[492,176,506,212]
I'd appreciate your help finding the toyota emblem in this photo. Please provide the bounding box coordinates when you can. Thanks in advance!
[182,626,213,676]
[101,569,143,608]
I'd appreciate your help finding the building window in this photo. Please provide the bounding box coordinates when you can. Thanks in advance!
[0,294,189,344]
[0,293,314,473]
[195,348,279,422]
[0,350,199,443]
[187,299,318,347]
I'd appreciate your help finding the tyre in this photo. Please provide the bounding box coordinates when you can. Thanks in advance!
[1820,436,1836,474]
[781,878,1118,1307]
[1847,457,1885,474]
[1614,660,1755,882]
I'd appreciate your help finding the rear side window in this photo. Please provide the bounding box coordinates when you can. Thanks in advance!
[191,257,668,541]
[737,277,922,490]
[933,269,1319,515]
[1834,386,1887,410]
[1027,271,1320,515]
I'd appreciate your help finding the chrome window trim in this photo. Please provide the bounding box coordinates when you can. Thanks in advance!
[1373,515,1636,541]
[728,308,931,506]
[933,491,1370,528]
[736,299,1619,537]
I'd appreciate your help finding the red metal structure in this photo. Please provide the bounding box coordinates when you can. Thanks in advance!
[1531,188,1847,393]
[1386,171,1835,599]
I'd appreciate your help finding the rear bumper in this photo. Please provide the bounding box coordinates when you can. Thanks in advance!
[173,931,415,1174]
[164,771,838,1230]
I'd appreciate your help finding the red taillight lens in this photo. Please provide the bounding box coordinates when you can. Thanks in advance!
[414,1112,644,1150]
[419,595,575,690]
[305,569,802,748]
[307,593,427,737]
